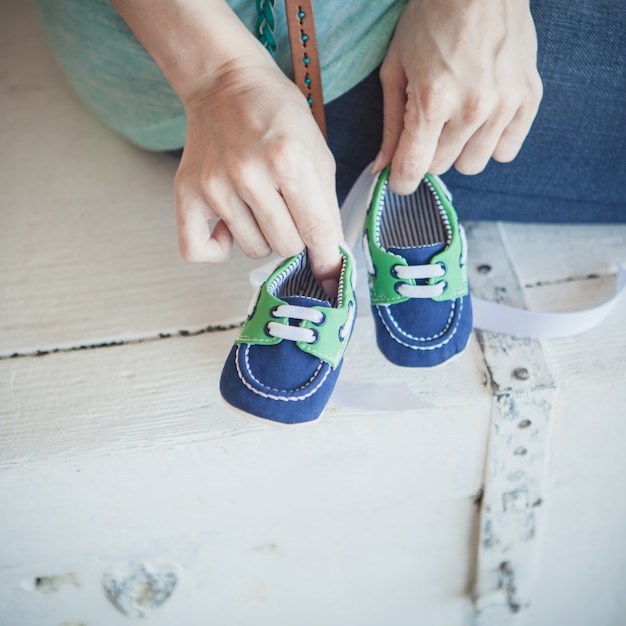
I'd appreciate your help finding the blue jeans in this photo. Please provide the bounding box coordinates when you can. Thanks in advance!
[325,0,626,223]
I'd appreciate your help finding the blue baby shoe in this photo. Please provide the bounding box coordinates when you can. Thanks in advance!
[220,247,356,424]
[362,166,472,367]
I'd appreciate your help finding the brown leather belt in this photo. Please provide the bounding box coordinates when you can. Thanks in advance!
[284,0,327,138]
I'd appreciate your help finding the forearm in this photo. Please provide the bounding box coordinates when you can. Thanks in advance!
[109,0,272,103]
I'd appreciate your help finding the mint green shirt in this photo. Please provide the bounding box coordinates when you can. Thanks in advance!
[36,0,407,150]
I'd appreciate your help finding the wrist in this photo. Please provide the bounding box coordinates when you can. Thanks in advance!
[110,0,273,104]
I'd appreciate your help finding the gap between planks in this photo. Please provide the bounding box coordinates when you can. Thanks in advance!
[0,322,242,361]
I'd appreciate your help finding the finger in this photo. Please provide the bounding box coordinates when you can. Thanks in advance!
[313,148,344,297]
[387,76,456,193]
[376,60,408,174]
[317,145,344,242]
[203,177,272,259]
[280,166,342,297]
[492,98,541,163]
[237,177,305,259]
[219,197,272,259]
[312,160,344,297]
[175,192,233,263]
[427,87,501,174]
[428,120,480,175]
[453,107,516,174]
[388,115,445,194]
[453,126,503,175]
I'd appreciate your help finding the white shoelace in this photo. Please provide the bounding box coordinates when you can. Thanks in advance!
[362,225,467,300]
[267,302,355,345]
[363,234,445,299]
[394,263,446,298]
[268,304,325,344]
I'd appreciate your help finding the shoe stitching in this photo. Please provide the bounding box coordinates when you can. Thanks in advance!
[235,344,331,401]
[382,299,456,341]
[242,344,323,392]
[392,242,443,250]
[239,332,279,345]
[376,297,464,351]
[424,177,452,245]
[267,254,302,294]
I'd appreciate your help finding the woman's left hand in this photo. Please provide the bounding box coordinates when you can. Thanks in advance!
[375,0,543,194]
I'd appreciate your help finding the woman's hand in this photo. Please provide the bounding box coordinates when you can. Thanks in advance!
[176,58,342,295]
[376,0,543,194]
[110,0,342,294]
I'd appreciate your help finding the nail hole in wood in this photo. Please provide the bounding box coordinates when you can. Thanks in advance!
[513,367,530,381]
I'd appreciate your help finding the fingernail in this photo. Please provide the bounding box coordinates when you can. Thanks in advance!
[370,151,384,174]
[321,278,339,299]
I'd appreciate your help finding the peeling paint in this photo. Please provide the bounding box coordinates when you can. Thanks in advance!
[102,562,179,619]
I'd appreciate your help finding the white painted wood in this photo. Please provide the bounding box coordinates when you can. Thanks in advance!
[1,326,489,624]
[0,444,474,626]
[523,277,626,387]
[3,3,626,625]
[0,9,492,622]
[0,321,490,469]
[0,1,262,357]
[501,222,626,286]
[466,222,558,624]
[511,238,626,626]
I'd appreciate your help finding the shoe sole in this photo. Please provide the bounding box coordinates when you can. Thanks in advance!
[219,395,322,428]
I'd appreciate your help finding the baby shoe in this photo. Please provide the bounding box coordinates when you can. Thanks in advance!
[362,166,472,367]
[220,247,356,425]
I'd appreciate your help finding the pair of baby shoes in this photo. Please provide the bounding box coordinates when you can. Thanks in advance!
[220,166,472,425]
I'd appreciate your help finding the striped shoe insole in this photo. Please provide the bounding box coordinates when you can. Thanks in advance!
[273,251,335,305]
[379,178,449,250]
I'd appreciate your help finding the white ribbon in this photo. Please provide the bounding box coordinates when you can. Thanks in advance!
[471,265,626,339]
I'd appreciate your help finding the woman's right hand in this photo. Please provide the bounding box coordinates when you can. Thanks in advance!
[110,0,343,294]
[175,57,342,295]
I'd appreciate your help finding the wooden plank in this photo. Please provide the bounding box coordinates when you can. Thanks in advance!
[523,473,626,625]
[1,308,490,621]
[523,277,626,388]
[473,222,626,624]
[0,1,262,356]
[0,320,490,474]
[501,223,626,286]
[465,221,558,624]
[0,313,490,624]
[0,477,476,625]
[517,272,626,623]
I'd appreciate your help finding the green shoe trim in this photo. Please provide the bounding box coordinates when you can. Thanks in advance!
[364,167,468,305]
[236,247,356,369]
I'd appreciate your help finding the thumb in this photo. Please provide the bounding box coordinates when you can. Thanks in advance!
[373,62,407,173]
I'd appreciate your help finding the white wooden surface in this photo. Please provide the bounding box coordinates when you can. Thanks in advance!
[503,226,626,626]
[466,222,558,623]
[2,3,626,625]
